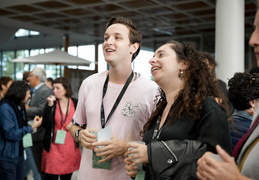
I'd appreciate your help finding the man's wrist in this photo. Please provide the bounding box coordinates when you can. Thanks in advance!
[75,129,83,142]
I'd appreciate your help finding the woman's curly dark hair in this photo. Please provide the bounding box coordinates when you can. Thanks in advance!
[142,40,228,134]
[228,72,259,110]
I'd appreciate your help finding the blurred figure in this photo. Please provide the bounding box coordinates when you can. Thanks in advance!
[45,77,53,89]
[200,51,233,112]
[22,72,30,82]
[0,81,42,180]
[23,71,41,180]
[196,7,259,180]
[26,67,53,180]
[249,66,259,74]
[0,76,13,100]
[124,41,231,179]
[41,77,81,179]
[228,72,259,150]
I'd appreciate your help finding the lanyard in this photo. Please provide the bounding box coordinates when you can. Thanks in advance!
[58,99,70,128]
[100,71,134,128]
[152,116,162,139]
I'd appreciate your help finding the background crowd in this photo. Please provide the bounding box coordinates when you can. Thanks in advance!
[1,4,259,180]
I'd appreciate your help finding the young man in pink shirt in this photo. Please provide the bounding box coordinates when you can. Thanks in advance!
[70,17,158,180]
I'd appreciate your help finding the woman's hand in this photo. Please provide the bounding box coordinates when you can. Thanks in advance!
[124,142,148,164]
[124,157,138,178]
[47,95,56,106]
[31,116,43,130]
[124,142,148,177]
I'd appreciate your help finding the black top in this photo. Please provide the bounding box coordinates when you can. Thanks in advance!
[143,97,232,180]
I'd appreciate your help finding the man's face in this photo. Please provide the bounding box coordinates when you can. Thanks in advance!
[102,23,138,65]
[249,10,259,64]
[27,71,38,87]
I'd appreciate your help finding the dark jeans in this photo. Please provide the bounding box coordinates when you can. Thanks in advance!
[0,157,24,180]
[45,173,72,180]
[24,147,41,180]
[31,142,46,180]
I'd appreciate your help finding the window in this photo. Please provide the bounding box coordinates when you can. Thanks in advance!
[15,29,40,37]
[2,51,15,78]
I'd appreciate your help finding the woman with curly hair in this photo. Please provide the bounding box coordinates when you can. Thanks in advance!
[228,72,259,150]
[124,40,232,179]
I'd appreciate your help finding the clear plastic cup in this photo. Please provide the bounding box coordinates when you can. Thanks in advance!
[127,141,145,170]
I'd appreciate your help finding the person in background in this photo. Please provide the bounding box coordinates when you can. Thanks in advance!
[124,40,232,179]
[23,71,41,180]
[249,66,259,74]
[26,67,53,180]
[69,16,158,180]
[23,72,30,82]
[45,77,53,89]
[41,77,80,180]
[200,51,233,112]
[0,81,42,180]
[0,76,13,100]
[228,72,259,150]
[196,7,259,180]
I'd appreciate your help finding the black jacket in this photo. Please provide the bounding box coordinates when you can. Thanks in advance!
[147,140,207,180]
[42,97,78,152]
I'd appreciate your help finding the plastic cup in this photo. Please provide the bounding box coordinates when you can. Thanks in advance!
[127,141,145,170]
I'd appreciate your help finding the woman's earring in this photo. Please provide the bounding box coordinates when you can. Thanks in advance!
[178,70,184,79]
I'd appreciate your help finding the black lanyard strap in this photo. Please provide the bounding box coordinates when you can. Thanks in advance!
[101,71,134,128]
[58,99,70,127]
[152,116,162,139]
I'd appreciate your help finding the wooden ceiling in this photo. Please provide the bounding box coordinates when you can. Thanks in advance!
[0,0,257,50]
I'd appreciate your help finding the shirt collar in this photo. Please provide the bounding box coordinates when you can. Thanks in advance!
[34,82,44,91]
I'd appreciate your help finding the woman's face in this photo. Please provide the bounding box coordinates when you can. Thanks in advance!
[149,43,185,86]
[23,89,31,103]
[53,83,66,99]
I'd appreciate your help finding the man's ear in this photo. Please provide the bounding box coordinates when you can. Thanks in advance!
[130,42,139,54]
[35,75,40,82]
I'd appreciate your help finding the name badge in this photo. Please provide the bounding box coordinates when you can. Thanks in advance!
[55,130,66,144]
[92,150,111,169]
[23,133,33,148]
[135,170,145,180]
